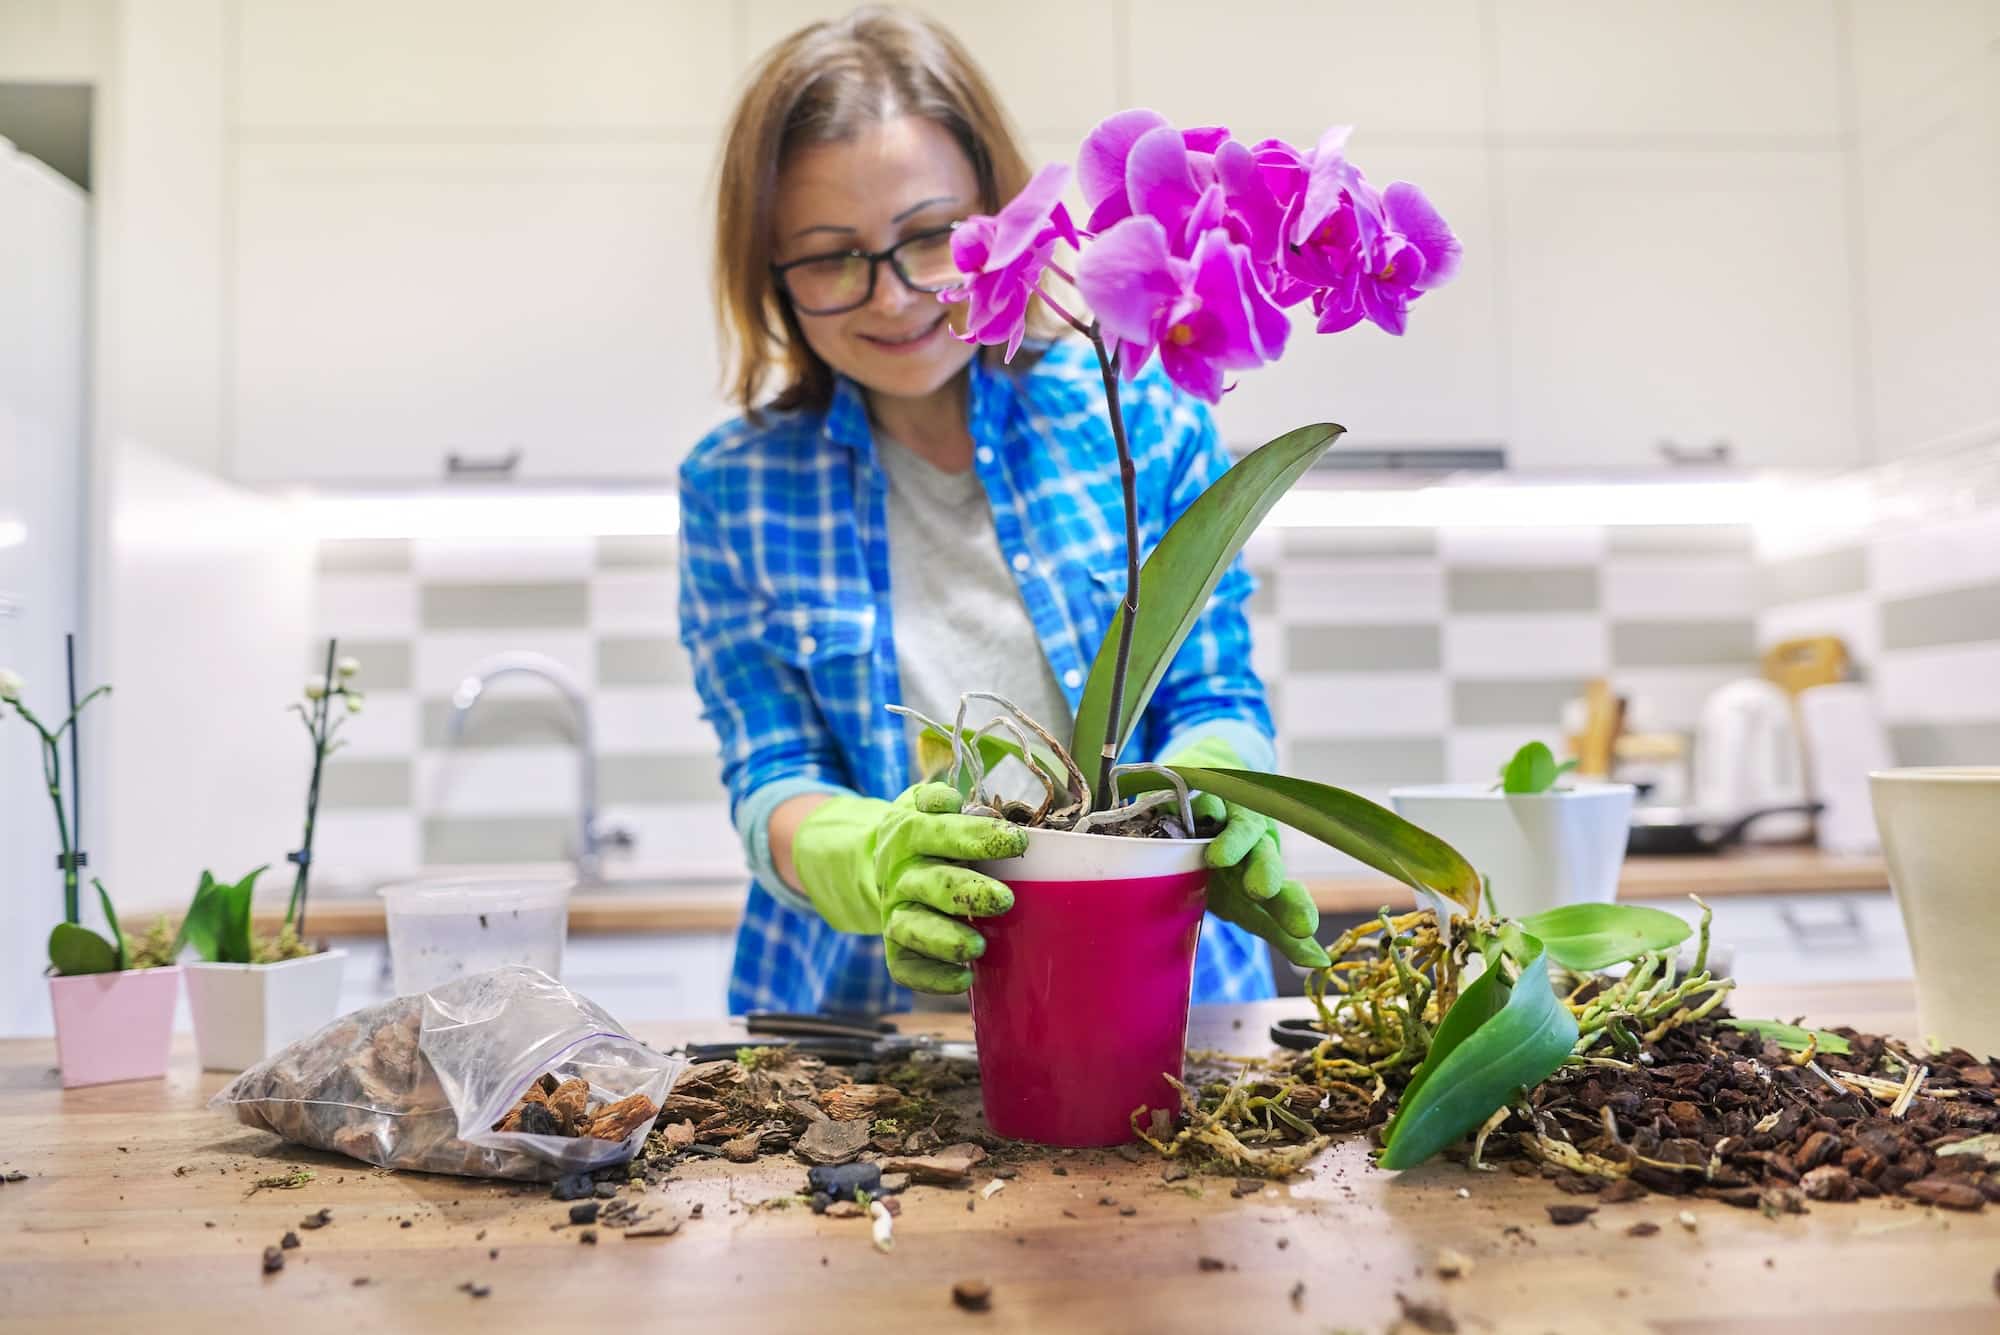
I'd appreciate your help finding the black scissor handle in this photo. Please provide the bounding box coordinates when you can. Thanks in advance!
[745,1011,900,1039]
[1270,1016,1327,1052]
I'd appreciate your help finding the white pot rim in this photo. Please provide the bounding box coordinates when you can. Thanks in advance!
[47,963,181,985]
[1390,781,1637,800]
[185,948,347,974]
[976,820,1215,881]
[379,876,570,912]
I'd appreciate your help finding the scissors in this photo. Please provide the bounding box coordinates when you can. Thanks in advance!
[682,1011,977,1065]
[1270,1015,1331,1052]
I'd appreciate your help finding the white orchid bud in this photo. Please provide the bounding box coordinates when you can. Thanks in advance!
[0,668,22,702]
[304,679,328,701]
[345,695,363,714]
[336,656,360,679]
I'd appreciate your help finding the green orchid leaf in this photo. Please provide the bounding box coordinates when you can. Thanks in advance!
[181,865,269,964]
[1123,766,1482,918]
[1720,1018,1853,1055]
[48,922,120,976]
[1070,423,1342,801]
[1518,904,1693,972]
[92,878,128,972]
[1500,741,1562,794]
[1382,958,1510,1143]
[1379,943,1578,1170]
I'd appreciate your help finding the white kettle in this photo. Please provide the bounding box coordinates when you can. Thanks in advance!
[1694,678,1811,841]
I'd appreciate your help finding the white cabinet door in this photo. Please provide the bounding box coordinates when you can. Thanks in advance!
[233,0,736,134]
[1856,50,2000,459]
[1209,146,1504,456]
[1497,148,1859,470]
[1491,0,1842,139]
[231,142,729,485]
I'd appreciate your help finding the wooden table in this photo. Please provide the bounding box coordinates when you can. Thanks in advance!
[216,849,1891,939]
[3,982,1993,1335]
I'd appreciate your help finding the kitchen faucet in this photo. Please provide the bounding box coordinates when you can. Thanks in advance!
[443,651,631,882]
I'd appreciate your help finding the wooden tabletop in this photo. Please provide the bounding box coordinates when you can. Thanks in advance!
[221,848,1890,939]
[3,981,1995,1334]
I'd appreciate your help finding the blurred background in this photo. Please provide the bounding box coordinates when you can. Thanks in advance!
[3,1,1996,1029]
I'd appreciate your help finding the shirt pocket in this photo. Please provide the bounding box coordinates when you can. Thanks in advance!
[756,600,874,669]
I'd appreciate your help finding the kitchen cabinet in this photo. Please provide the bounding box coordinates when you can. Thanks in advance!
[232,0,736,135]
[1208,147,1504,456]
[230,142,729,485]
[1490,0,1842,140]
[1497,148,1860,471]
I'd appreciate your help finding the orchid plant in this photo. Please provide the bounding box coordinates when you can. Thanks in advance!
[925,110,1468,873]
[927,112,1731,1170]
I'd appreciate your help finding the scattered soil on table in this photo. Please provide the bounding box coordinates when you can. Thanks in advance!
[950,1279,992,1312]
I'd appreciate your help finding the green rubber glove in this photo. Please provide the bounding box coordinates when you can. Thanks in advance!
[790,782,1028,994]
[1164,735,1332,970]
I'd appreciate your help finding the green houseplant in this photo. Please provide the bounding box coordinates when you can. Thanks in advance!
[180,647,361,1071]
[3,645,181,1088]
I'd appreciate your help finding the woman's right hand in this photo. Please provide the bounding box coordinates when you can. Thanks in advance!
[788,783,1026,993]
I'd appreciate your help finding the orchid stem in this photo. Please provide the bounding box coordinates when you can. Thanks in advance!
[1033,282,1093,339]
[288,638,337,935]
[1085,323,1140,809]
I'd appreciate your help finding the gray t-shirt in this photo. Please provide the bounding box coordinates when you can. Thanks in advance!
[875,434,1074,788]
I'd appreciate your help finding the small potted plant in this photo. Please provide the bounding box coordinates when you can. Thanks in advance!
[182,645,361,1070]
[1390,741,1637,919]
[4,648,181,1088]
[919,112,1482,1144]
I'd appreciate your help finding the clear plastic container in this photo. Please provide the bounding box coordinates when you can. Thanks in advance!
[380,877,570,997]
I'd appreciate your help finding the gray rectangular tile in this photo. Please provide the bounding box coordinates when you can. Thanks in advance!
[317,758,412,810]
[1286,624,1441,672]
[599,635,692,686]
[1452,678,1587,727]
[422,816,571,865]
[422,696,577,748]
[308,639,412,691]
[1248,570,1279,617]
[596,536,678,568]
[1607,525,1752,556]
[1881,582,2000,652]
[1285,737,1446,787]
[1888,721,2000,768]
[1279,527,1438,558]
[1757,545,1865,608]
[599,753,728,804]
[420,582,588,630]
[1611,620,1756,667]
[317,539,412,573]
[1446,567,1599,614]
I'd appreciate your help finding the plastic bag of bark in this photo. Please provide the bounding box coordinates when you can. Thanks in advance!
[212,965,683,1180]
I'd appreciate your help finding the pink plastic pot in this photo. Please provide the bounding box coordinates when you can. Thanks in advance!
[970,827,1210,1146]
[47,966,181,1089]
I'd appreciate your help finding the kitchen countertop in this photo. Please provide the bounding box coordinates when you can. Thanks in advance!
[215,848,1891,939]
[2,980,1993,1334]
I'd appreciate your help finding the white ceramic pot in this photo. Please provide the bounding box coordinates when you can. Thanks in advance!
[1388,782,1637,919]
[1869,767,2000,1058]
[184,950,348,1071]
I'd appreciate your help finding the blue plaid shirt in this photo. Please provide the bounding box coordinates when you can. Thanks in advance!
[678,338,1280,1014]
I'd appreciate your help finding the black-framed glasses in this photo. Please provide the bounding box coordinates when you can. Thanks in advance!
[771,225,960,316]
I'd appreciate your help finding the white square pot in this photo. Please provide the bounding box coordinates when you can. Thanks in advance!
[184,950,348,1071]
[1389,782,1637,919]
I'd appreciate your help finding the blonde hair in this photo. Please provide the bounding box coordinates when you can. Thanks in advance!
[713,5,1059,417]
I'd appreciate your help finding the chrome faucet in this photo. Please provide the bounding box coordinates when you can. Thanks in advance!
[443,651,632,882]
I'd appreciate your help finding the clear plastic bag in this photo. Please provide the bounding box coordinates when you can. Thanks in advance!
[212,965,684,1180]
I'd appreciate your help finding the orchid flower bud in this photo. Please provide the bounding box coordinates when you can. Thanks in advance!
[304,679,328,701]
[0,668,22,702]
[336,657,360,679]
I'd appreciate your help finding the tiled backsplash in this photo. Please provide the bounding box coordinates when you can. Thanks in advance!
[307,522,1769,885]
[308,437,2000,888]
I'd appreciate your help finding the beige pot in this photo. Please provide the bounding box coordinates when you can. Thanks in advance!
[1869,766,2000,1058]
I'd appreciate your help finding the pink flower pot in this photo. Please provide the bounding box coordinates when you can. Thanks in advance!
[970,827,1211,1146]
[48,966,181,1089]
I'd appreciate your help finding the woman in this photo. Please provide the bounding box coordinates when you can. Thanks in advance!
[682,6,1329,1015]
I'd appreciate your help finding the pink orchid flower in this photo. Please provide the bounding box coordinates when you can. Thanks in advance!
[942,161,1079,360]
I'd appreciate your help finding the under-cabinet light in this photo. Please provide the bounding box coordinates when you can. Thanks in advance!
[0,520,25,550]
